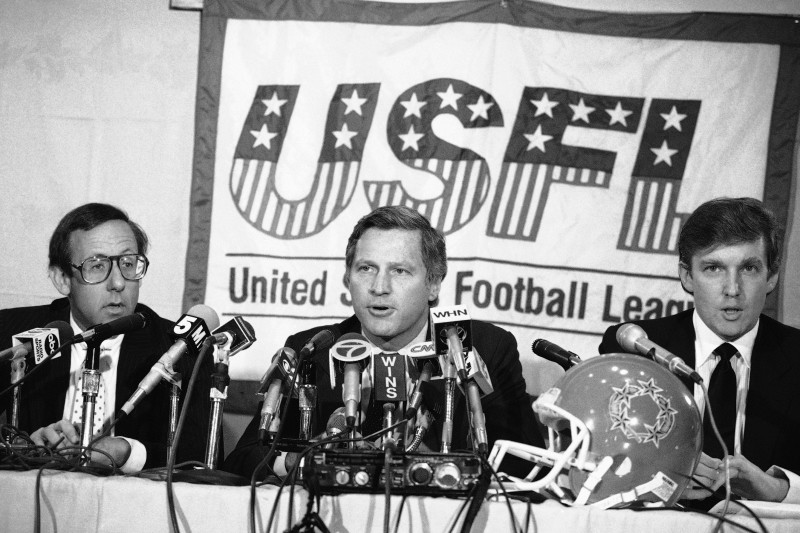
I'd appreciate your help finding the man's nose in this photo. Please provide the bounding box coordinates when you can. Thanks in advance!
[370,271,390,294]
[106,261,126,291]
[723,270,741,297]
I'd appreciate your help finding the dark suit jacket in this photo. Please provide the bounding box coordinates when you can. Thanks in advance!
[0,297,214,468]
[223,315,543,478]
[599,310,800,476]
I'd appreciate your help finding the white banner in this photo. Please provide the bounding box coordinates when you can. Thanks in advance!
[189,1,799,394]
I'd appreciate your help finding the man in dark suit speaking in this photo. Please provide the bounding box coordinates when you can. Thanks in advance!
[600,197,800,503]
[224,205,542,478]
[0,203,211,471]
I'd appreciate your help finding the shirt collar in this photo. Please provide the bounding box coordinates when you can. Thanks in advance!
[692,309,757,368]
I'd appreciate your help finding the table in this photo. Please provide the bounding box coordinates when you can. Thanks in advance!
[1,469,798,532]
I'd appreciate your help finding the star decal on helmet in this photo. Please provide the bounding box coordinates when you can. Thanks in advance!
[608,378,678,447]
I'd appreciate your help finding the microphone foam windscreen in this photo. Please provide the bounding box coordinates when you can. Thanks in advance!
[187,304,221,331]
[46,320,75,343]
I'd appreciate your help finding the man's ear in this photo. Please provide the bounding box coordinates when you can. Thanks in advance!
[427,277,442,304]
[678,262,694,295]
[49,266,72,297]
[766,271,779,295]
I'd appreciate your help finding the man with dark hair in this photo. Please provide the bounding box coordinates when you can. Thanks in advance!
[0,202,212,471]
[600,197,800,503]
[224,205,542,477]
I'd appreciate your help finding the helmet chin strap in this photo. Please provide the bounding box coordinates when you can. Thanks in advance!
[574,455,614,505]
[590,471,680,509]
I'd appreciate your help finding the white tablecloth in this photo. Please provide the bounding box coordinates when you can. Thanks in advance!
[1,469,798,532]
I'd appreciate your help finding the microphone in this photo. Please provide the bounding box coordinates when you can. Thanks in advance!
[4,321,74,428]
[299,329,337,360]
[405,408,433,452]
[325,407,349,446]
[401,341,441,420]
[210,316,256,356]
[1,321,73,364]
[119,305,220,415]
[72,313,147,344]
[616,323,702,384]
[297,329,338,440]
[463,348,494,395]
[373,352,407,449]
[531,339,582,371]
[430,305,472,382]
[461,348,491,454]
[257,347,297,443]
[329,333,372,428]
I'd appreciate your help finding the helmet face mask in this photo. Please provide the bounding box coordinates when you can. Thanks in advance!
[489,353,703,508]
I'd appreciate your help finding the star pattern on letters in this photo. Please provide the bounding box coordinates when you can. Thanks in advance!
[261,92,288,117]
[437,84,463,110]
[341,89,368,116]
[569,98,595,123]
[524,125,553,152]
[467,95,494,122]
[606,101,633,127]
[250,123,278,150]
[332,123,358,149]
[660,106,687,131]
[530,92,559,118]
[400,92,426,118]
[398,124,424,152]
[651,140,678,166]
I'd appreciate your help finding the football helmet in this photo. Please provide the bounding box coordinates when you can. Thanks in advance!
[489,353,702,508]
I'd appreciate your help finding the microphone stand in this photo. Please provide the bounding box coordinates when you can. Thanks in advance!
[441,358,456,454]
[463,379,488,454]
[204,345,230,469]
[80,340,103,464]
[170,339,248,486]
[9,357,26,429]
[298,359,317,441]
[166,373,182,455]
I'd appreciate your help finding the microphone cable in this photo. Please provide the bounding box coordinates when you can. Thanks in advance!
[267,427,358,533]
[676,478,766,533]
[165,336,215,533]
[697,380,733,532]
[391,495,409,533]
[248,328,338,533]
[248,348,306,533]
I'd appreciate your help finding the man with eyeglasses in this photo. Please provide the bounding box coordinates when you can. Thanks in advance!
[0,203,213,471]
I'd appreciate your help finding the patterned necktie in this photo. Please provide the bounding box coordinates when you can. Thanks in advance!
[702,342,738,458]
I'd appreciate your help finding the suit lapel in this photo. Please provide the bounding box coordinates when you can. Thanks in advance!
[656,311,697,391]
[741,316,791,467]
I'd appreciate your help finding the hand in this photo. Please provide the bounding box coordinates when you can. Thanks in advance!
[726,454,789,502]
[30,419,80,450]
[682,453,790,503]
[30,419,131,468]
[682,452,724,500]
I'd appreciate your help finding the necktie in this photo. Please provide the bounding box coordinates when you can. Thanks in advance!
[702,342,738,458]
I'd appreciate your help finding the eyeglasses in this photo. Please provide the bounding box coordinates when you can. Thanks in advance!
[70,254,149,284]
